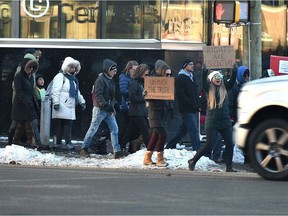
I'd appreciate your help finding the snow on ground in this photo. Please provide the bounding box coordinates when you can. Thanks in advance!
[0,144,244,172]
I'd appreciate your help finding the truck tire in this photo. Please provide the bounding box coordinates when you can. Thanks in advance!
[247,118,288,181]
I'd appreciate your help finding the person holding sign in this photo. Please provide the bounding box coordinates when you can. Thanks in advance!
[165,58,201,151]
[143,60,172,167]
[188,64,237,172]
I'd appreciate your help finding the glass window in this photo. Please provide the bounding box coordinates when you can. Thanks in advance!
[104,1,160,39]
[0,1,12,38]
[20,0,99,39]
[161,0,205,42]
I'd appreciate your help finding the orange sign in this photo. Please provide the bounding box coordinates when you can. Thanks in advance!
[144,77,175,100]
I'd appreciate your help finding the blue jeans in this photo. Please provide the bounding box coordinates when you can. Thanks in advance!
[82,107,121,153]
[166,112,200,151]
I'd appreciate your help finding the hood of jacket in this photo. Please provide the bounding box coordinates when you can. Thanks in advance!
[61,57,81,75]
[21,58,39,74]
[103,59,117,74]
[155,59,170,76]
[237,66,250,84]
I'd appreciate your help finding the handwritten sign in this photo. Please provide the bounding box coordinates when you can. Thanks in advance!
[144,77,175,100]
[203,45,235,69]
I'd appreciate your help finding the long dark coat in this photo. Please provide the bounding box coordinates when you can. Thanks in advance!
[11,60,39,122]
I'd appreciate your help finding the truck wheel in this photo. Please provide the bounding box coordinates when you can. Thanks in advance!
[248,118,288,181]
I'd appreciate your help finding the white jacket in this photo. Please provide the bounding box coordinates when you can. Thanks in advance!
[51,57,85,120]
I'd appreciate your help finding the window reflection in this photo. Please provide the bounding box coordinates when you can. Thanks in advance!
[0,1,12,38]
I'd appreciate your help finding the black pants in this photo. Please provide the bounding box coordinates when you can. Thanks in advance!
[192,127,234,169]
[55,119,73,145]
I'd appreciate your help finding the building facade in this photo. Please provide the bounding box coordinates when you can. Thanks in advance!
[0,0,287,139]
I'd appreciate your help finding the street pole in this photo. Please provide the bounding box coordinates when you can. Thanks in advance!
[250,0,262,80]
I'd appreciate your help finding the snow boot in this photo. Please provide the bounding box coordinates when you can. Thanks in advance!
[156,151,168,167]
[143,151,155,165]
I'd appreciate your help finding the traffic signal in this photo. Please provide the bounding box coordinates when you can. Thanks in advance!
[213,1,241,24]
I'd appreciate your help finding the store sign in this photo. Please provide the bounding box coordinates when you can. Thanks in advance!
[60,3,99,23]
[22,0,50,18]
[203,45,235,69]
[0,2,11,23]
[144,77,175,100]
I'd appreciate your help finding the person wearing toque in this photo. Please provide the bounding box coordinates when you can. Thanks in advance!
[80,59,124,159]
[188,63,238,173]
[165,58,201,151]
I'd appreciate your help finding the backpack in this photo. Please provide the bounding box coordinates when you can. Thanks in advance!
[45,73,65,101]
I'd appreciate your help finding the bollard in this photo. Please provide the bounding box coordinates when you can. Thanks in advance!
[40,97,51,146]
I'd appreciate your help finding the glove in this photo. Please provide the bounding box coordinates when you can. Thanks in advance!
[81,103,86,111]
[233,63,238,72]
[53,104,60,110]
[114,103,120,113]
[104,104,114,113]
[142,90,147,97]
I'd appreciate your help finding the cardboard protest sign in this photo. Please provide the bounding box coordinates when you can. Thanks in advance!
[203,45,235,69]
[144,77,174,100]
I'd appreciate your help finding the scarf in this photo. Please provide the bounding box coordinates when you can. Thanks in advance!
[178,69,194,81]
[64,73,79,102]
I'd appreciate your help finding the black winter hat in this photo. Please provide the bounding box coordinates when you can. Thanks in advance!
[182,58,193,69]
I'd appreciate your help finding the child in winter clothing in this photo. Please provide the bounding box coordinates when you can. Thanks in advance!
[188,64,237,172]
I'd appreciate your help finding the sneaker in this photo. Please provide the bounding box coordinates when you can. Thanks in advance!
[80,148,90,158]
[66,143,75,150]
[114,151,125,159]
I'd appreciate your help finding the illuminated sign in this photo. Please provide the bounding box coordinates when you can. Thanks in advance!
[213,1,240,24]
[239,1,250,23]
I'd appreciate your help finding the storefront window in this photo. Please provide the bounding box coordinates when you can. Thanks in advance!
[0,1,12,38]
[19,0,161,39]
[104,1,160,39]
[261,4,286,53]
[211,23,244,60]
[161,0,205,42]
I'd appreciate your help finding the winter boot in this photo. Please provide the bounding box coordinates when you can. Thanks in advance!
[114,150,125,159]
[25,122,34,146]
[13,123,25,145]
[156,151,168,167]
[143,151,156,165]
[188,158,196,171]
[80,148,90,158]
[8,128,16,145]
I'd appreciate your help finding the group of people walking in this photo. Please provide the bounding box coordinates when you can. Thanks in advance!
[9,49,252,172]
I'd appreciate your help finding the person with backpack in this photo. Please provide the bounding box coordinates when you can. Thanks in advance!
[80,59,124,159]
[50,57,86,151]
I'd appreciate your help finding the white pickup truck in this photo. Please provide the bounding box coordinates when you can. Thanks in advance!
[234,75,288,181]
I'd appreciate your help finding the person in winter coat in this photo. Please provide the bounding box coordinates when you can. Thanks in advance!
[165,58,201,151]
[121,64,150,153]
[11,58,39,146]
[80,59,124,159]
[188,64,237,172]
[8,53,37,145]
[143,60,172,167]
[118,60,142,152]
[228,65,250,124]
[51,57,86,151]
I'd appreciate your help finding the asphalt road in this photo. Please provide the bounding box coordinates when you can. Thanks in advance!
[0,165,287,215]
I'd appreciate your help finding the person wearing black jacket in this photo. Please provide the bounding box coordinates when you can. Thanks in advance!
[165,58,201,151]
[80,59,124,159]
[188,64,237,172]
[121,64,150,153]
[11,58,39,146]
